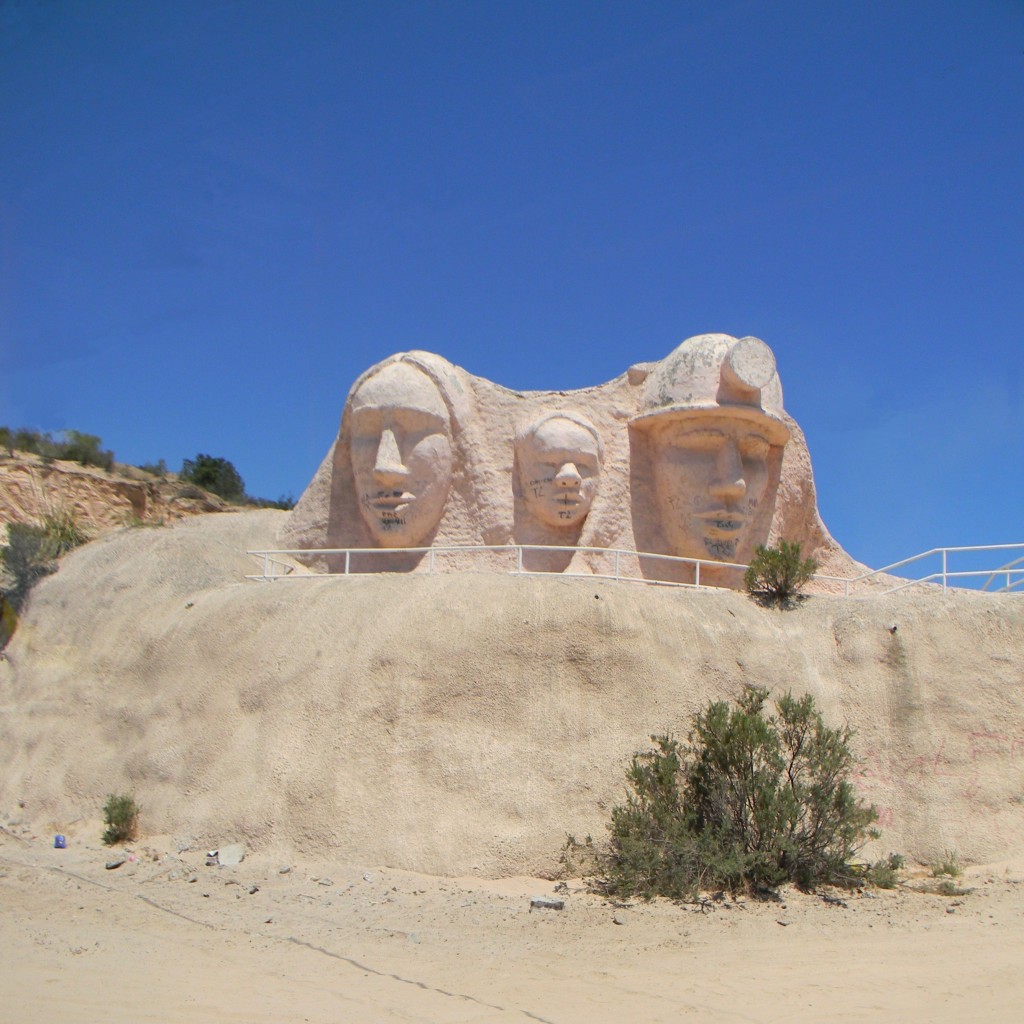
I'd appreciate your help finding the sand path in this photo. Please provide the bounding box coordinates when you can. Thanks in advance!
[3,828,1022,1023]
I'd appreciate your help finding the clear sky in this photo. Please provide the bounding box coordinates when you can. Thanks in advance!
[2,1,1021,571]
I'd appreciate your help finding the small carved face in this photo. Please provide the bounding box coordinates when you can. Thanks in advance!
[517,417,602,529]
[349,362,453,547]
[650,417,773,562]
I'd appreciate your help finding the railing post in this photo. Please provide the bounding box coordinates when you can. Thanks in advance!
[429,548,435,574]
[516,546,523,575]
[694,560,700,588]
[263,552,270,581]
[345,550,350,576]
[942,549,948,592]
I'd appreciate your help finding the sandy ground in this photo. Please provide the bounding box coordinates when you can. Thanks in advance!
[3,823,1023,1024]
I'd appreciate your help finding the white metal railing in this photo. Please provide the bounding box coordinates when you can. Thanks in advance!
[245,544,750,590]
[838,543,1024,597]
[245,542,1024,597]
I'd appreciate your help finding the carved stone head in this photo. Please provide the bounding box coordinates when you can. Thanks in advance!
[348,358,454,547]
[631,334,789,564]
[516,413,603,530]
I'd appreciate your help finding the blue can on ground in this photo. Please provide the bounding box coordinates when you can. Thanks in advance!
[54,834,66,849]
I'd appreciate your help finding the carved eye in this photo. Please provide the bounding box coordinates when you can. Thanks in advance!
[391,408,448,436]
[350,409,383,438]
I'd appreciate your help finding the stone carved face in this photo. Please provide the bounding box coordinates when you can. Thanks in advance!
[650,414,773,563]
[349,361,454,547]
[517,416,602,529]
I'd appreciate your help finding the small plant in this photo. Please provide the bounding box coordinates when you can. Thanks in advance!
[594,687,879,899]
[743,541,819,607]
[38,509,89,554]
[0,509,89,617]
[245,493,297,510]
[863,852,905,889]
[138,458,168,478]
[2,524,54,613]
[561,834,602,878]
[931,850,961,878]
[102,793,140,845]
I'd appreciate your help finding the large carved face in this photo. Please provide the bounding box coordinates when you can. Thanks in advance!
[349,362,454,547]
[650,414,774,563]
[517,416,602,529]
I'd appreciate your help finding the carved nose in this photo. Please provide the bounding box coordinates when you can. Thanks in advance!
[554,462,582,487]
[373,428,407,480]
[710,441,746,503]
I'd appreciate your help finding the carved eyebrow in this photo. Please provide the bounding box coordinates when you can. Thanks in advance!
[389,406,448,427]
[676,427,725,437]
[540,448,599,462]
[351,407,447,432]
[350,407,382,429]
[669,428,726,443]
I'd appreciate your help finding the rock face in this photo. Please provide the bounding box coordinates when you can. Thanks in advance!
[0,453,232,541]
[2,511,1021,877]
[282,336,864,588]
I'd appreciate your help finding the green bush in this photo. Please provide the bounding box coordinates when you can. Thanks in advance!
[138,459,168,478]
[1,510,89,615]
[11,427,45,455]
[245,493,296,510]
[864,852,904,889]
[58,430,114,470]
[180,453,245,502]
[593,687,879,898]
[743,541,819,607]
[2,524,54,612]
[102,793,140,845]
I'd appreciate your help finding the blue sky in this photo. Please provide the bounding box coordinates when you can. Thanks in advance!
[2,0,1021,570]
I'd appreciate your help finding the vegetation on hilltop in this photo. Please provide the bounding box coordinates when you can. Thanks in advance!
[0,427,293,643]
[1,426,114,471]
[0,426,294,509]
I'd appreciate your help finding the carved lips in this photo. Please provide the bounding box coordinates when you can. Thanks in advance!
[370,492,416,515]
[697,510,747,535]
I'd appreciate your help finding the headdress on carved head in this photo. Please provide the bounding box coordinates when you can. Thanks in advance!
[631,333,789,445]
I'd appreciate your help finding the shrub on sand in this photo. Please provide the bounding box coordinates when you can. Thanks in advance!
[102,794,141,846]
[575,687,879,899]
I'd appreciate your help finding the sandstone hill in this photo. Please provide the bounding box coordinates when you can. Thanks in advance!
[0,450,234,543]
[1,509,1022,877]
